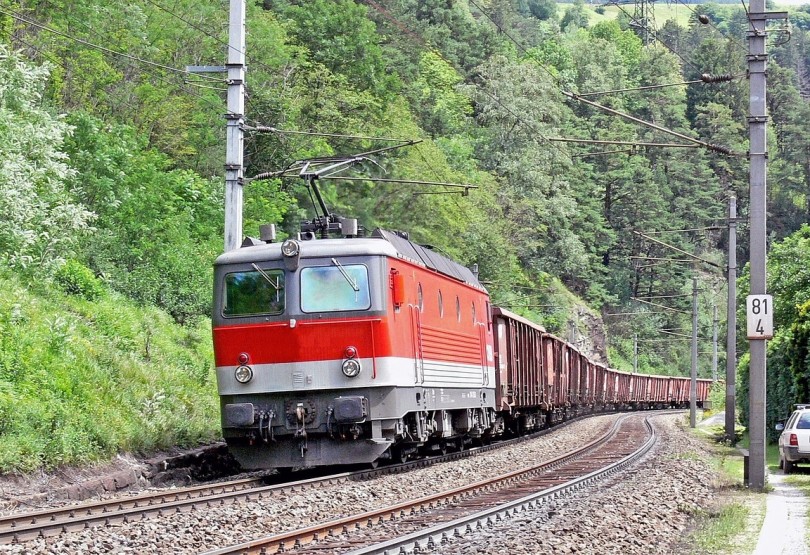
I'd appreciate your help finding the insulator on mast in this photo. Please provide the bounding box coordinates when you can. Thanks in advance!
[701,73,735,83]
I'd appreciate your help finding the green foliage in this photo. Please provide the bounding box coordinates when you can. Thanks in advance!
[3,0,810,471]
[524,0,558,21]
[0,271,218,472]
[561,0,590,31]
[0,47,94,271]
[63,113,223,323]
[274,0,399,97]
[54,260,106,301]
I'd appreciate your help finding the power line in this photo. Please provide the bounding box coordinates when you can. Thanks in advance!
[548,137,698,148]
[566,91,738,155]
[9,5,232,117]
[610,1,702,72]
[465,0,735,156]
[673,0,748,52]
[1,8,222,83]
[247,126,415,143]
[141,0,232,54]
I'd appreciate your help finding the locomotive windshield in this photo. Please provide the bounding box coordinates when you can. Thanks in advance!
[300,263,371,313]
[223,267,285,317]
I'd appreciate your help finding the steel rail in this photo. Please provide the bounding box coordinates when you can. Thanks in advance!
[201,414,641,555]
[1,411,614,545]
[348,416,656,555]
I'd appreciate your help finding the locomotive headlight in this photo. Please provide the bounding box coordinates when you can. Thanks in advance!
[342,358,361,378]
[281,239,300,257]
[234,365,254,384]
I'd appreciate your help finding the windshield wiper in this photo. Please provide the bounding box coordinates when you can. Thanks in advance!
[252,263,282,303]
[331,258,359,291]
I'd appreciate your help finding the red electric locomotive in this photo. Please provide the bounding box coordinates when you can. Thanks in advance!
[212,226,498,470]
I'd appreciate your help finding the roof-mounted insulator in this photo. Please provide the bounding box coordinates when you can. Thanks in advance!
[707,143,735,155]
[701,73,735,83]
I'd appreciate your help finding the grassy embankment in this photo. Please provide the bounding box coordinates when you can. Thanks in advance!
[0,270,219,474]
[686,416,787,553]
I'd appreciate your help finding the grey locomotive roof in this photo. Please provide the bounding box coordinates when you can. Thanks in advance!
[214,228,484,290]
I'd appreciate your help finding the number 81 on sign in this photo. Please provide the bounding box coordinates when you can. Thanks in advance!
[746,294,774,340]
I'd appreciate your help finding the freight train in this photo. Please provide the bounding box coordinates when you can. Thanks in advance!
[212,225,711,471]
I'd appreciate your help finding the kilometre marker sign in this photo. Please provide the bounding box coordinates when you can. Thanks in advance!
[746,294,773,340]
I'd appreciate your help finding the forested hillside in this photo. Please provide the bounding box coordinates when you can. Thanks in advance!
[2,0,810,469]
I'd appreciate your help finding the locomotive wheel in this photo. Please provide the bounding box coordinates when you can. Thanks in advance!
[275,467,294,475]
[391,446,408,464]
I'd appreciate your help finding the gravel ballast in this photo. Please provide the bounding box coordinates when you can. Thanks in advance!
[0,412,727,554]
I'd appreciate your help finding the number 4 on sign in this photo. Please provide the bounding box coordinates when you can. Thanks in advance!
[746,294,774,340]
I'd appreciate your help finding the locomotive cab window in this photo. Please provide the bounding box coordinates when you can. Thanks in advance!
[301,263,371,313]
[223,268,285,317]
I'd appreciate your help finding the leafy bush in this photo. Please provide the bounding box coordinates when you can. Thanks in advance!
[54,259,106,300]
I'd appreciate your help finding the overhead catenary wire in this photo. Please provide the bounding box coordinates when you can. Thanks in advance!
[141,0,233,54]
[674,0,747,51]
[246,126,416,143]
[631,296,690,314]
[569,148,634,158]
[633,230,723,269]
[576,73,741,97]
[641,226,723,234]
[565,92,739,155]
[548,137,699,148]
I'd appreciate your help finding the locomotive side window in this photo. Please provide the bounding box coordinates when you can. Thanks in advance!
[301,263,371,313]
[438,290,444,318]
[456,296,461,322]
[472,301,476,324]
[223,268,285,317]
[418,283,424,312]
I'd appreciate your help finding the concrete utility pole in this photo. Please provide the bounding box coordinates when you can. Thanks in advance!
[712,304,718,382]
[726,195,737,442]
[691,276,698,429]
[747,2,787,490]
[224,0,246,252]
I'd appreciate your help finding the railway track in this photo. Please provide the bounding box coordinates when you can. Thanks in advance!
[0,476,274,544]
[0,410,616,546]
[202,412,655,555]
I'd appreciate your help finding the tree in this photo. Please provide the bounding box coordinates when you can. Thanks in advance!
[561,0,589,32]
[0,47,93,271]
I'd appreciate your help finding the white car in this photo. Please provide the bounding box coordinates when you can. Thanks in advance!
[776,406,810,473]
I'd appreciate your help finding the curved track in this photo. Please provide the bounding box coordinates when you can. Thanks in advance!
[0,410,620,546]
[202,413,655,555]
